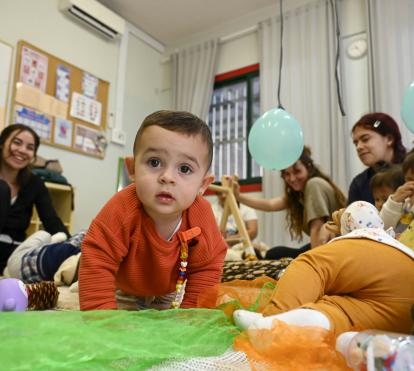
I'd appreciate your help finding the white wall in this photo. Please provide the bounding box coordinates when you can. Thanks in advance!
[0,0,164,233]
[165,0,371,247]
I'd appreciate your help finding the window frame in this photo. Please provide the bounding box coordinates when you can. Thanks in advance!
[209,63,261,186]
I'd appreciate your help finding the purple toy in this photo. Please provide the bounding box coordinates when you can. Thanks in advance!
[0,278,28,311]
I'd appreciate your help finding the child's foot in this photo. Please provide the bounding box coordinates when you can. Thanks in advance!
[233,309,264,330]
[233,308,331,331]
[51,232,67,244]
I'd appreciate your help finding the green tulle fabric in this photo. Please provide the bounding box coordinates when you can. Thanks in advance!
[0,309,239,370]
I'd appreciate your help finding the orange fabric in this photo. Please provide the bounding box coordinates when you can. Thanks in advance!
[79,184,227,310]
[234,320,351,370]
[197,276,277,321]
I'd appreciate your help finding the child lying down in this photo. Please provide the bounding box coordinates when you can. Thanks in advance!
[234,201,414,335]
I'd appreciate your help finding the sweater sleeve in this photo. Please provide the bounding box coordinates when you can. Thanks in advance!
[180,236,227,308]
[33,176,70,237]
[79,200,131,310]
[380,196,404,229]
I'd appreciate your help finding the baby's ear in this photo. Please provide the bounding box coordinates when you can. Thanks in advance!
[198,174,215,196]
[124,156,135,181]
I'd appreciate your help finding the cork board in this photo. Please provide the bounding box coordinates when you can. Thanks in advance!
[11,40,109,158]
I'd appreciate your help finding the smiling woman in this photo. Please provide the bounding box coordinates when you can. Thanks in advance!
[229,146,347,258]
[348,112,407,205]
[0,124,69,272]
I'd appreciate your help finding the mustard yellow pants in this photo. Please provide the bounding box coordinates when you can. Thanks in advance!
[263,238,414,335]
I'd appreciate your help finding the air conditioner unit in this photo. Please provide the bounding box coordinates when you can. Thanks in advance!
[60,0,125,40]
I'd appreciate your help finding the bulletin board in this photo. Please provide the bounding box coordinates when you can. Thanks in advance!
[11,40,110,158]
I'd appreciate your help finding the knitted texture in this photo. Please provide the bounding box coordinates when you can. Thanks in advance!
[79,184,227,310]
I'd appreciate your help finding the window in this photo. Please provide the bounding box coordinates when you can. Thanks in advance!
[207,64,262,183]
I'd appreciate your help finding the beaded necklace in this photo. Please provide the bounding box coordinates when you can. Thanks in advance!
[171,226,201,309]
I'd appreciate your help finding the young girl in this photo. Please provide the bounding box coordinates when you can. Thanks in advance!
[349,112,406,205]
[380,149,414,235]
[233,201,414,336]
[0,124,69,272]
[230,146,346,259]
[369,163,404,210]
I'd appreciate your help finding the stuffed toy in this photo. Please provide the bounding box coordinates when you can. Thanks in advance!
[0,278,59,311]
[0,278,28,311]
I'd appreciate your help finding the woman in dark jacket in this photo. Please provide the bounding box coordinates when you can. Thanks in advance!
[0,124,69,272]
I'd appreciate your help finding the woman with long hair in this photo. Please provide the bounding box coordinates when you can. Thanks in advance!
[231,146,346,259]
[0,124,69,272]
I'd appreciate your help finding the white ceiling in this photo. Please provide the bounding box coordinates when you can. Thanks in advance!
[96,0,277,46]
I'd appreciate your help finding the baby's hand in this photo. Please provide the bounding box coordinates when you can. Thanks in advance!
[391,181,414,203]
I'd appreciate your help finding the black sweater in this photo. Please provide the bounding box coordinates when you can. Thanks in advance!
[0,174,69,243]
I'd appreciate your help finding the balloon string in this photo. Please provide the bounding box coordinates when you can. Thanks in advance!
[277,0,284,110]
[330,0,346,116]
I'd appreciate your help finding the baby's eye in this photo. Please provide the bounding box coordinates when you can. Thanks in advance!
[148,158,161,168]
[179,165,192,174]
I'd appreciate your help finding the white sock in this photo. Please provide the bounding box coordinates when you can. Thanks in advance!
[234,308,330,330]
[51,232,67,244]
[233,310,263,329]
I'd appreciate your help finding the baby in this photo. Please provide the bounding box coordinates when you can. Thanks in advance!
[234,201,414,336]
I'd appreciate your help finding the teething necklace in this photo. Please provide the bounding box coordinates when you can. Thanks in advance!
[171,227,201,309]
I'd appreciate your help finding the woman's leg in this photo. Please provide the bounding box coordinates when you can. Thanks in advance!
[6,231,51,279]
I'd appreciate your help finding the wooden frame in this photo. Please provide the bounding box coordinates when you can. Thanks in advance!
[0,38,13,132]
[208,176,256,258]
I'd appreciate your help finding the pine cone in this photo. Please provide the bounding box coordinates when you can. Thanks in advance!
[26,281,59,310]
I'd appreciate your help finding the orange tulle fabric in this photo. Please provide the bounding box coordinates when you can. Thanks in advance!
[234,320,351,370]
[197,277,352,370]
[197,276,277,321]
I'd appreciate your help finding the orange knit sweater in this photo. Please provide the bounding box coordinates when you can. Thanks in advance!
[79,184,227,310]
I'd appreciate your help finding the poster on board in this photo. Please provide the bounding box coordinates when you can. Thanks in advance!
[56,65,70,103]
[14,104,52,142]
[54,117,73,147]
[74,123,104,157]
[19,46,48,92]
[70,91,102,126]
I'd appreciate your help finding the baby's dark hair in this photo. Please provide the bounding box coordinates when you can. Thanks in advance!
[402,149,414,176]
[133,110,213,170]
[369,163,404,194]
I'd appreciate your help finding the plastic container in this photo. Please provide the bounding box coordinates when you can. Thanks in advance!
[336,330,414,370]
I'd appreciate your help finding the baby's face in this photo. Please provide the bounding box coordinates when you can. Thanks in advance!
[372,185,393,210]
[133,125,213,223]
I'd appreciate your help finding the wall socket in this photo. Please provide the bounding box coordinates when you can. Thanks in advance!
[111,128,126,145]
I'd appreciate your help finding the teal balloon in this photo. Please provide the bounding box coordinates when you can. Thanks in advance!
[248,108,304,170]
[401,81,414,134]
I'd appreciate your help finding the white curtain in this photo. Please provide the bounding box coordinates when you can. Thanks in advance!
[368,0,414,148]
[171,39,219,119]
[258,0,349,247]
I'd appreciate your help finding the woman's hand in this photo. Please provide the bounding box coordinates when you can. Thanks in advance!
[226,176,241,200]
[317,223,336,245]
[391,181,414,203]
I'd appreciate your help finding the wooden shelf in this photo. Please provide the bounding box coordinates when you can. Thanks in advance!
[26,182,74,236]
